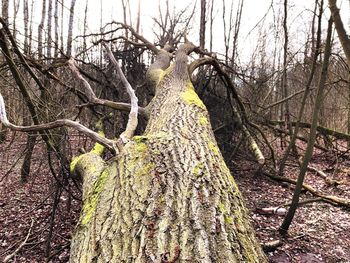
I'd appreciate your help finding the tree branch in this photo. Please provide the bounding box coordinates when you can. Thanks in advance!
[114,22,159,54]
[103,42,139,142]
[3,218,34,262]
[67,58,147,116]
[0,94,117,153]
[328,0,350,66]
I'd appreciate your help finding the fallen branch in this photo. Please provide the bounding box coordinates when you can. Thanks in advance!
[283,197,324,207]
[3,218,34,262]
[256,207,287,216]
[261,240,283,252]
[269,120,350,142]
[242,123,265,165]
[0,94,118,153]
[263,171,350,208]
[261,88,314,112]
[266,123,328,152]
[307,166,342,186]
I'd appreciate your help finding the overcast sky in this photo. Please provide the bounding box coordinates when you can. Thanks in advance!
[8,0,350,64]
[75,0,350,62]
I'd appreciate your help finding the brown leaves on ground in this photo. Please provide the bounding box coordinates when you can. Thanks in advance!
[1,133,350,262]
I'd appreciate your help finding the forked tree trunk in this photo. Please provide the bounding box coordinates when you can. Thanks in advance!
[70,44,267,262]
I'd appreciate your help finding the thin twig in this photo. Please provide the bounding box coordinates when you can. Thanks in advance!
[3,218,35,262]
[0,93,117,153]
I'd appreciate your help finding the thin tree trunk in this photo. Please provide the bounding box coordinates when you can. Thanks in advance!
[0,0,9,142]
[38,0,46,59]
[23,0,29,53]
[66,0,76,57]
[2,0,9,25]
[231,0,244,67]
[280,17,333,234]
[54,0,59,58]
[12,0,20,39]
[47,0,52,59]
[282,0,291,136]
[82,0,89,60]
[28,0,34,52]
[328,0,350,147]
[136,0,141,34]
[278,0,321,175]
[199,0,206,52]
[60,0,64,53]
[21,132,37,183]
[328,0,350,65]
[209,0,214,52]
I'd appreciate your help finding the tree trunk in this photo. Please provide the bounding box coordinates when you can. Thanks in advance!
[278,0,321,175]
[54,0,59,58]
[199,0,206,52]
[2,0,9,25]
[47,0,52,59]
[327,0,350,147]
[70,44,267,262]
[66,0,76,57]
[21,132,37,182]
[0,0,8,142]
[38,0,46,59]
[23,0,29,53]
[280,16,333,234]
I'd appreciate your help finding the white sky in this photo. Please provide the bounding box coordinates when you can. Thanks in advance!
[4,0,350,64]
[67,0,350,64]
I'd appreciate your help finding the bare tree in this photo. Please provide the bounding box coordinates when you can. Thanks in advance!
[60,0,65,52]
[2,0,9,24]
[328,0,350,145]
[67,0,77,56]
[23,0,29,53]
[199,0,206,52]
[280,16,333,234]
[12,0,20,39]
[231,0,244,66]
[38,0,47,58]
[209,0,214,52]
[278,0,321,175]
[54,0,59,57]
[47,0,53,58]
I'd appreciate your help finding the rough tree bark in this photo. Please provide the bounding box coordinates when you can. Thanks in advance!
[69,43,267,262]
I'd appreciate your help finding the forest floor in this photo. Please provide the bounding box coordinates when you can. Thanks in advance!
[234,144,350,263]
[0,132,350,262]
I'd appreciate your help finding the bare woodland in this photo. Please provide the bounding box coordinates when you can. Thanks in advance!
[0,0,350,262]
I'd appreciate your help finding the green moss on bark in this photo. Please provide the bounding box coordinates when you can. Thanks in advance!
[81,167,110,225]
[180,81,206,109]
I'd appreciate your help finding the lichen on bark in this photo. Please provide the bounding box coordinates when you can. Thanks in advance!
[69,43,267,263]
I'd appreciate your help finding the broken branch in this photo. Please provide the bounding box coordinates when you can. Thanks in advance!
[0,94,117,153]
[67,58,147,116]
[102,42,139,142]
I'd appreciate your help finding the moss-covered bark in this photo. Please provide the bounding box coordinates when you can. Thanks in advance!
[69,44,267,262]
